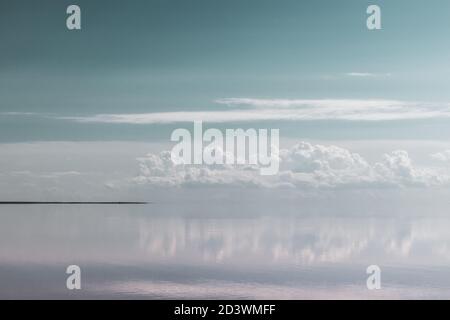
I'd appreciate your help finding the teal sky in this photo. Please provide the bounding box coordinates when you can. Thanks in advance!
[2,0,450,141]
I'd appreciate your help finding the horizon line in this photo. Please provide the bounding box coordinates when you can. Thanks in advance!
[0,201,150,205]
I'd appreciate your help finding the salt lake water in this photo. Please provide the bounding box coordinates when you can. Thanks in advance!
[1,203,450,299]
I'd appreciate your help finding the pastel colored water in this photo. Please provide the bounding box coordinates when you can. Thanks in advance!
[1,204,450,299]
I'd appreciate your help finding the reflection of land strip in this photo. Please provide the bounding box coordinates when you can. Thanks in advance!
[0,202,149,205]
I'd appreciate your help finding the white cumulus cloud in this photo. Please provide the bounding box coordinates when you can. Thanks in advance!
[134,142,449,189]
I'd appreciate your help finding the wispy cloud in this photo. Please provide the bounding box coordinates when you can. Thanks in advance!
[345,72,392,77]
[61,99,450,124]
[215,98,405,109]
[1,112,36,116]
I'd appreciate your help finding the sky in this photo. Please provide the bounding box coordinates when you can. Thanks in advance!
[2,0,450,141]
[2,0,450,201]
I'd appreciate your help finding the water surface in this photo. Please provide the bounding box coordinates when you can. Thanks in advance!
[1,204,450,299]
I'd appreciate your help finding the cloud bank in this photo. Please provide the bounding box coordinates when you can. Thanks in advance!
[134,142,448,189]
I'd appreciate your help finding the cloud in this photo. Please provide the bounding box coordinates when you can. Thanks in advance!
[9,171,81,179]
[345,72,392,77]
[373,151,444,187]
[61,99,450,124]
[431,150,450,162]
[134,142,449,189]
[134,151,269,188]
[1,112,36,116]
[63,110,282,124]
[215,98,405,109]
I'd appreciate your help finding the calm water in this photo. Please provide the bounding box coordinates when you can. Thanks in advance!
[1,204,450,299]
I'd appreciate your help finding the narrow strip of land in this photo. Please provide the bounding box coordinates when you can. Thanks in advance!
[0,201,149,205]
